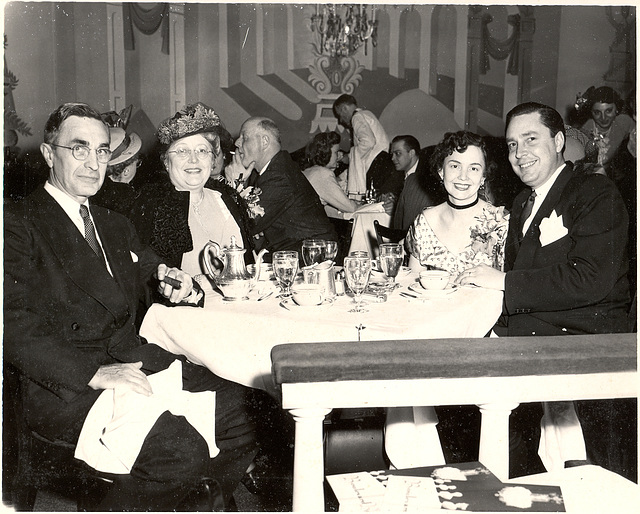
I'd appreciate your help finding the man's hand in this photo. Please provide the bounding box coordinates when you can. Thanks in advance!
[455,264,506,290]
[88,361,152,396]
[381,192,397,215]
[156,264,194,303]
[225,152,255,185]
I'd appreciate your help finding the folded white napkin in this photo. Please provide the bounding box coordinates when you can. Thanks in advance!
[354,202,386,214]
[75,360,218,474]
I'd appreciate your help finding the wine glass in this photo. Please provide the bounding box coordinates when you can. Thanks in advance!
[302,239,327,266]
[324,240,338,262]
[378,243,403,287]
[343,256,372,313]
[273,251,298,298]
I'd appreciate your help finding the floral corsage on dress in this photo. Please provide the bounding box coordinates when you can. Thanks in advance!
[230,177,265,220]
[469,205,509,270]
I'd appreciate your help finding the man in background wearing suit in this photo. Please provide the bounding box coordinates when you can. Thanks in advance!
[228,116,337,256]
[391,135,447,231]
[4,103,257,510]
[459,102,634,480]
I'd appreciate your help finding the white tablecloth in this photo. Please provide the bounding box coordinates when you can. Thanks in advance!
[140,271,503,391]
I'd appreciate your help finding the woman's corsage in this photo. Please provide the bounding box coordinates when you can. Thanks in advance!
[469,206,509,270]
[588,130,610,165]
[231,178,264,219]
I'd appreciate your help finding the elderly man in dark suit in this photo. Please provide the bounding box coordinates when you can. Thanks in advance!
[228,116,337,256]
[459,102,633,480]
[4,103,257,510]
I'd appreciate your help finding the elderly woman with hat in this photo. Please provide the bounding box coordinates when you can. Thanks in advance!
[130,103,254,277]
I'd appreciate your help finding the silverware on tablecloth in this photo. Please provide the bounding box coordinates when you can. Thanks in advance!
[399,291,418,299]
[257,291,273,301]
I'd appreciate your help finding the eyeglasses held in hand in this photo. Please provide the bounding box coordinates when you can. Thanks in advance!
[167,147,214,160]
[51,143,113,164]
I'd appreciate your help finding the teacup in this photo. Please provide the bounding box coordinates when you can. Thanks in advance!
[419,270,450,290]
[291,283,324,306]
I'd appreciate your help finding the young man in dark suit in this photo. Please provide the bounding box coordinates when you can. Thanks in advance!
[459,102,634,480]
[4,103,257,509]
[228,116,337,256]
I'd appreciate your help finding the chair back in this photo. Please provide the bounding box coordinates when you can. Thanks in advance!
[373,219,407,246]
[329,217,355,265]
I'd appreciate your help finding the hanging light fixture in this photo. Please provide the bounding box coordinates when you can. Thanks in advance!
[311,4,377,57]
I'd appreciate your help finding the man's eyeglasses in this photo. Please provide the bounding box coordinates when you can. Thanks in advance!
[167,147,214,161]
[51,143,112,164]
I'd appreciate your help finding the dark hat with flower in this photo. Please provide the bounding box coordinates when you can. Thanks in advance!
[157,102,221,145]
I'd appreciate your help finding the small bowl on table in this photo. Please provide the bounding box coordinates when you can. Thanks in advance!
[419,270,450,290]
[291,283,325,306]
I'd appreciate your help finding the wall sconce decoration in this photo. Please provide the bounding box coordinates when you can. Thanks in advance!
[311,4,377,58]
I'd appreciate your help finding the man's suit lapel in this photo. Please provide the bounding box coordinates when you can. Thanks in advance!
[92,206,140,306]
[512,164,574,270]
[29,189,131,317]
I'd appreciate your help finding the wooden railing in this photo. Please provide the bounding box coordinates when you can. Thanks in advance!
[271,333,637,511]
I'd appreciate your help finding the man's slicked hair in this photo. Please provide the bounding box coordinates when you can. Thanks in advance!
[44,103,106,144]
[391,135,420,155]
[505,102,566,141]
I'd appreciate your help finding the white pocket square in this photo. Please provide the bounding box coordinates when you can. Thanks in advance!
[130,251,139,263]
[539,210,568,247]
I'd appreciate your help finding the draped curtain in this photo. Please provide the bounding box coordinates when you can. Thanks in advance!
[123,3,171,55]
[480,13,520,75]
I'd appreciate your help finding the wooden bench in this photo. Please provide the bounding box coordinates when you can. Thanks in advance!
[271,333,637,511]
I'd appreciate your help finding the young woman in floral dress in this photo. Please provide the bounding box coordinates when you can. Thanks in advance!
[386,131,509,470]
[406,131,509,276]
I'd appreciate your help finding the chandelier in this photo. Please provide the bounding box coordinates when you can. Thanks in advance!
[310,4,378,57]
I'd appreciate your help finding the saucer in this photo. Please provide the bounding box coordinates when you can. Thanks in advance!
[280,297,334,311]
[408,283,457,298]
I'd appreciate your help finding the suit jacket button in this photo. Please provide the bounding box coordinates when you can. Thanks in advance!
[71,322,80,331]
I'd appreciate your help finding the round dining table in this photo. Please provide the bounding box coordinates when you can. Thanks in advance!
[139,267,504,392]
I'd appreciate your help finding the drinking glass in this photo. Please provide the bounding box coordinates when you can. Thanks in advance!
[343,256,372,313]
[378,243,403,286]
[324,240,338,262]
[273,251,298,298]
[302,239,327,266]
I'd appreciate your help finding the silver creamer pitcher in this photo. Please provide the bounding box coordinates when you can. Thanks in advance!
[302,260,336,298]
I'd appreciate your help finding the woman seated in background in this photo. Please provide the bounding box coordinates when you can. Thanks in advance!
[302,131,359,217]
[385,131,509,470]
[578,86,635,173]
[407,131,509,276]
[130,103,254,277]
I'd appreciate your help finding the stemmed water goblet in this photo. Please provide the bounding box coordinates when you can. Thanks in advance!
[324,240,338,262]
[302,239,327,266]
[273,251,298,298]
[343,255,372,313]
[378,243,403,289]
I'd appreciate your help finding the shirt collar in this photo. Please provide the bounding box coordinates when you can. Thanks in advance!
[44,181,90,222]
[532,163,566,201]
[404,159,419,179]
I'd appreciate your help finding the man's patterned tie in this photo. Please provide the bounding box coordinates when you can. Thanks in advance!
[79,205,106,267]
[519,189,537,240]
